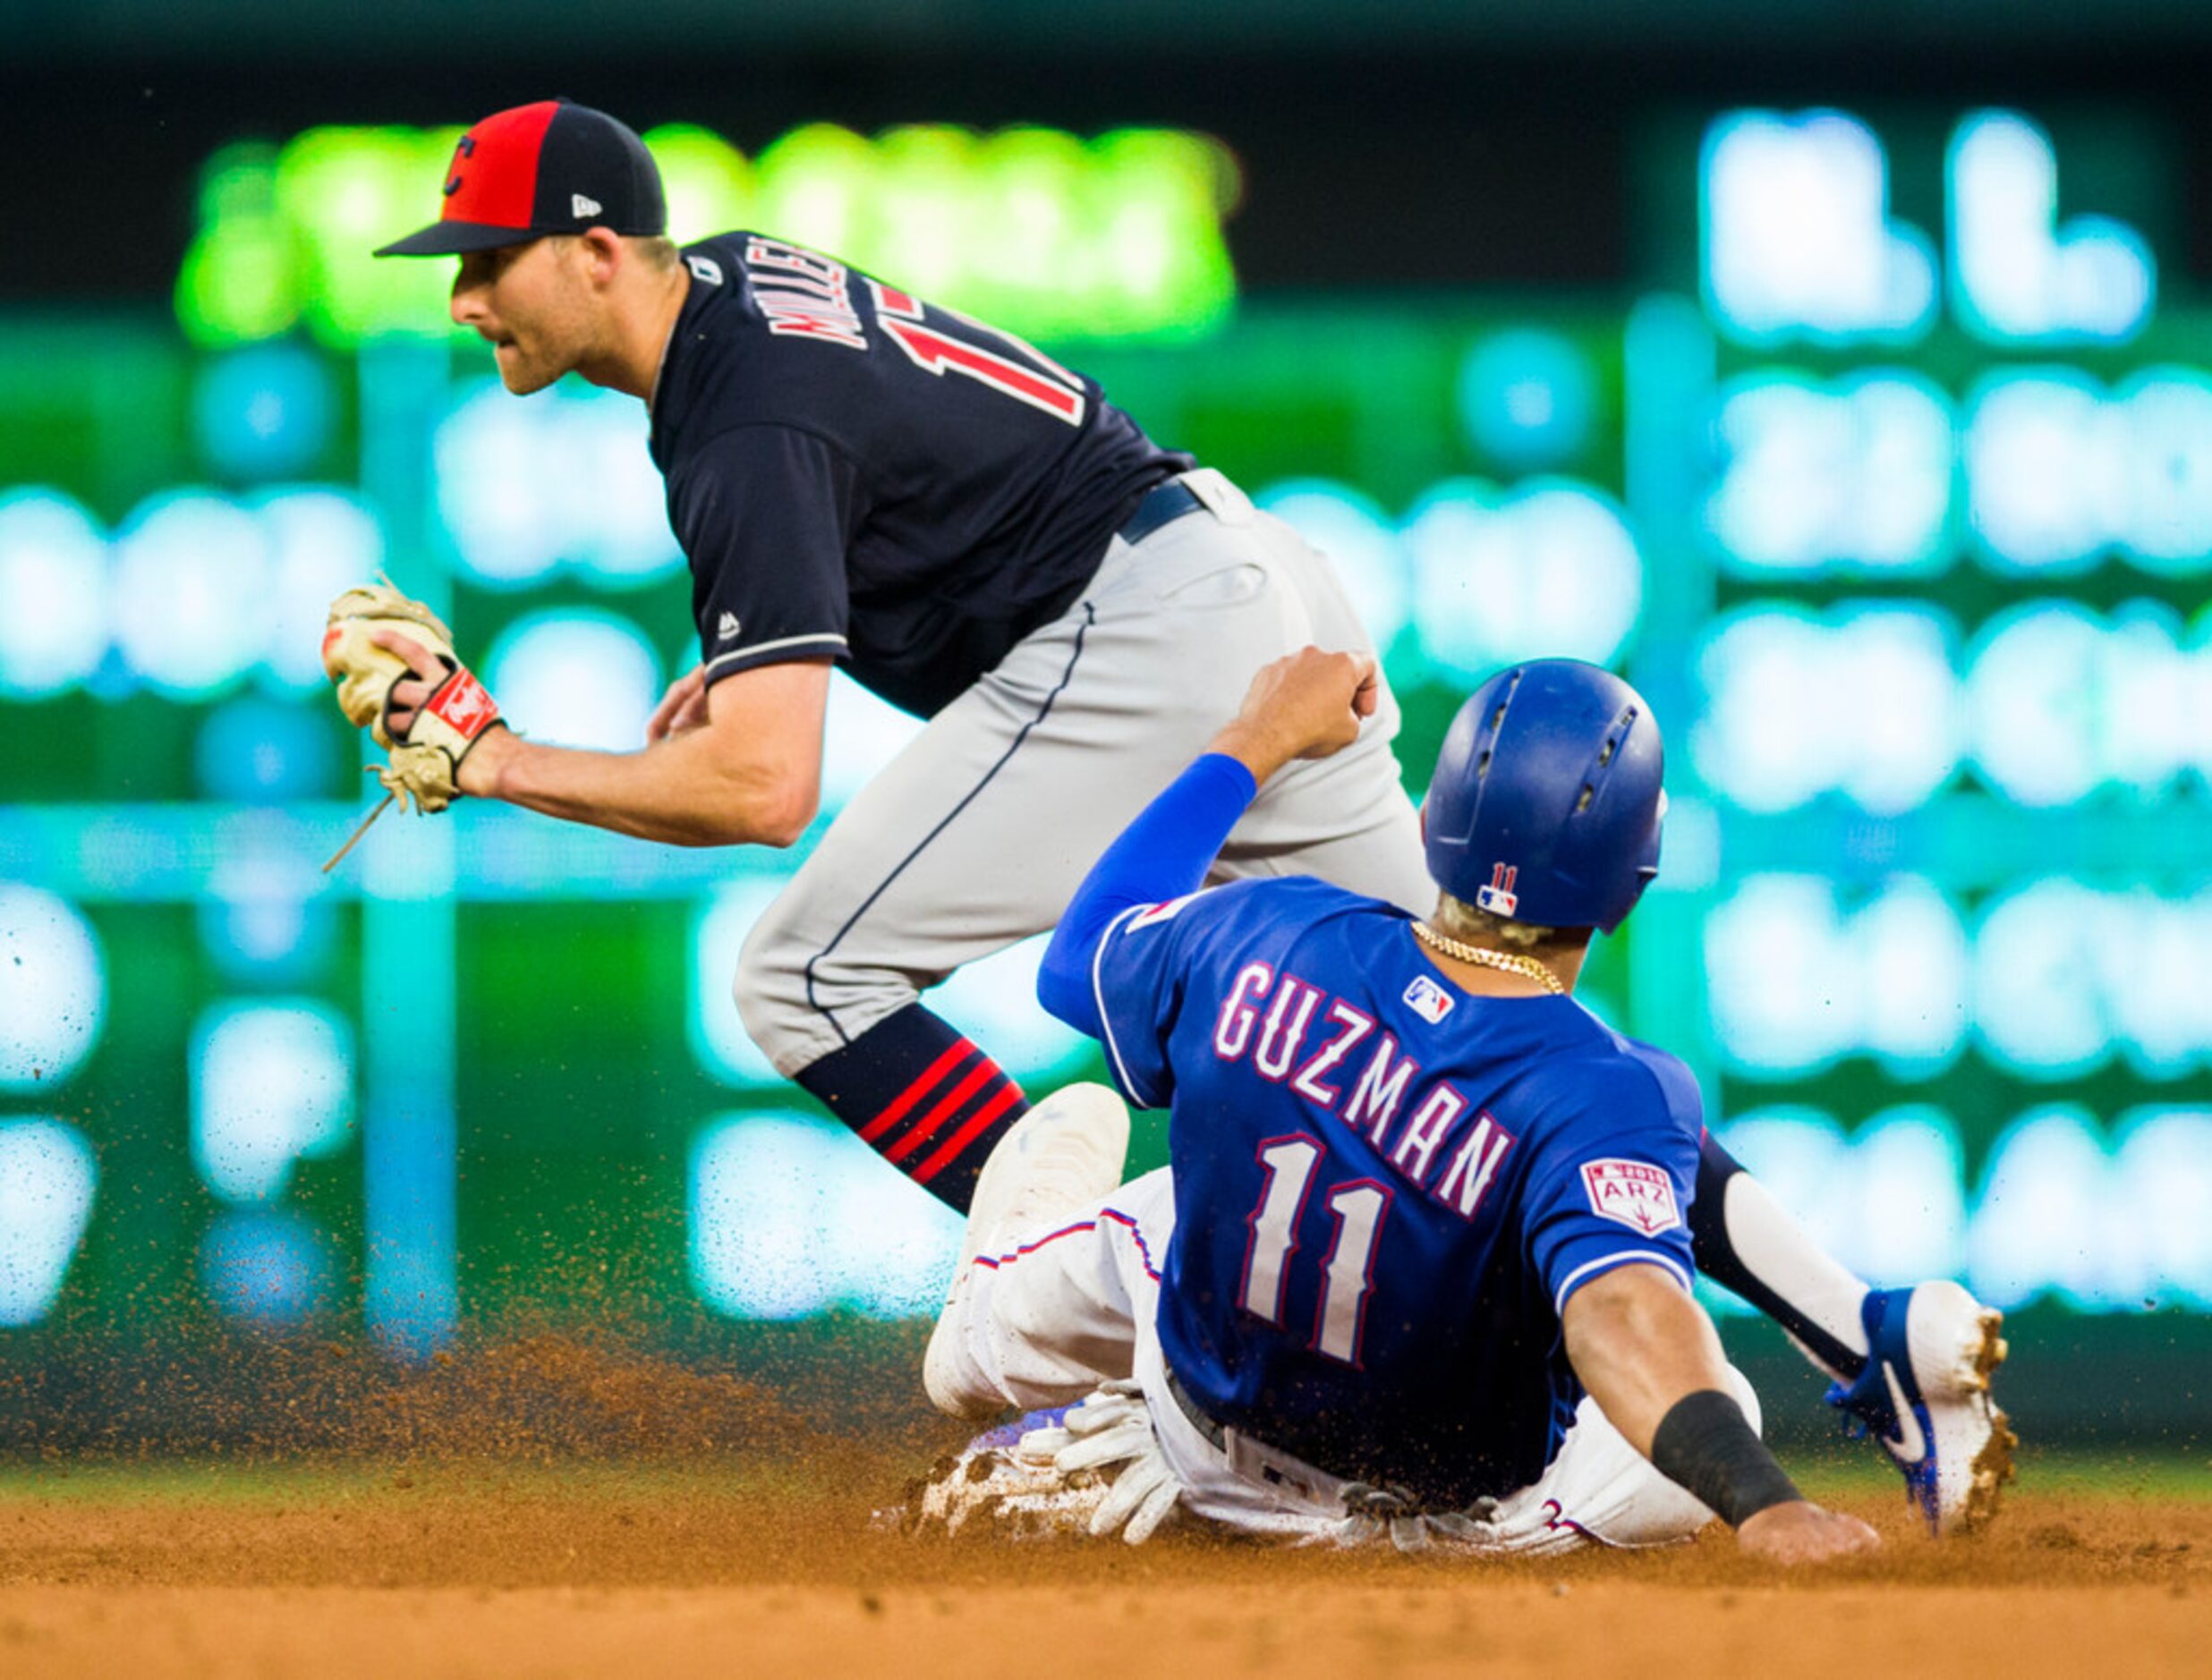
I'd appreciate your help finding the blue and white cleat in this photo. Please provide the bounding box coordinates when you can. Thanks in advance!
[1827,1281,2016,1536]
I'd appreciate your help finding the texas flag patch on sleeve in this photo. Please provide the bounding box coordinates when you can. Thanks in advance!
[1580,1158,1682,1236]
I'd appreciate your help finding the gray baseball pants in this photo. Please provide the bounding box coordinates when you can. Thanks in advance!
[731,468,1434,1077]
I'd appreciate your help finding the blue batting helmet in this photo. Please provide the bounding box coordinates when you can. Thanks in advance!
[1422,660,1664,933]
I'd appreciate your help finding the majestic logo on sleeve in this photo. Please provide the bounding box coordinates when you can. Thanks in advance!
[717,611,742,641]
[1580,1159,1681,1235]
[1475,862,1519,916]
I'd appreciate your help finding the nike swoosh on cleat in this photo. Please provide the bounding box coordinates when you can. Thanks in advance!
[1880,1361,1927,1463]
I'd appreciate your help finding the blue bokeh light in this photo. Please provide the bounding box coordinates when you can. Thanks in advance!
[0,884,106,1091]
[689,1111,960,1319]
[1702,109,1936,344]
[195,696,336,803]
[1948,111,2154,345]
[190,1000,355,1205]
[0,1119,98,1327]
[482,609,663,753]
[435,380,682,590]
[192,344,336,481]
[200,1208,335,1327]
[0,491,107,699]
[1457,329,1596,468]
[1405,479,1643,679]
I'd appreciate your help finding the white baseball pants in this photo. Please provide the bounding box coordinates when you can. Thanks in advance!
[731,469,1435,1076]
[930,1167,1754,1553]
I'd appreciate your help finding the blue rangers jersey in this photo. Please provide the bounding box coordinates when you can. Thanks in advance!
[1090,876,1704,1507]
[649,233,1189,719]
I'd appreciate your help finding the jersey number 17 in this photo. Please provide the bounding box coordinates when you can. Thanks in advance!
[870,283,1088,427]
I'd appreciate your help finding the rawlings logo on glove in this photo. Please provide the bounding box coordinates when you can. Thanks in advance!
[319,580,505,870]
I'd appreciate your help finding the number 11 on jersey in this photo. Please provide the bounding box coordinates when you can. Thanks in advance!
[1239,1135,1392,1366]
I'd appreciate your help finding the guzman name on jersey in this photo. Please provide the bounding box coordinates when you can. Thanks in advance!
[1212,961,1518,1223]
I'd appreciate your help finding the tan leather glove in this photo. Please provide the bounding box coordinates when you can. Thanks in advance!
[320,581,502,813]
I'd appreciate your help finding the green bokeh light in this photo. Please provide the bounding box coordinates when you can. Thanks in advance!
[175,121,1240,351]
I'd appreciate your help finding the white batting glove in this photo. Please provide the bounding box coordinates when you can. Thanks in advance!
[1018,1380,1184,1546]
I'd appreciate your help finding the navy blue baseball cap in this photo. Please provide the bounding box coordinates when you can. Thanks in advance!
[375,99,667,257]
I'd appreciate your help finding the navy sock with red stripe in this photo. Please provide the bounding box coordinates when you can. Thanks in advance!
[792,1003,1030,1212]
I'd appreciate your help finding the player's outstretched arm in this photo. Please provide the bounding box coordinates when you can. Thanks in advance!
[1562,1263,1881,1565]
[379,628,830,847]
[1036,647,1378,1034]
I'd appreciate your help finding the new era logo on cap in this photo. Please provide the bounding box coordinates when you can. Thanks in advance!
[374,100,668,258]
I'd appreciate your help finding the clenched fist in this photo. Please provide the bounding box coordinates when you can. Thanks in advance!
[1207,647,1380,785]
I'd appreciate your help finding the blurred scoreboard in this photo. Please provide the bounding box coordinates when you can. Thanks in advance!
[3,106,2210,1353]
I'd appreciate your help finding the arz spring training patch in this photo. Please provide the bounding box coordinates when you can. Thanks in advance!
[1579,1158,1681,1235]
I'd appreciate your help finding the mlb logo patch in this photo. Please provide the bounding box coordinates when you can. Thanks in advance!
[1580,1158,1682,1235]
[1402,973,1455,1024]
[1475,862,1519,917]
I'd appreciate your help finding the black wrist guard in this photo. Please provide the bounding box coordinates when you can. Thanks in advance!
[1649,1389,1802,1528]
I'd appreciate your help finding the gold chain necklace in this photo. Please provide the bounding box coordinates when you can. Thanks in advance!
[1410,921,1565,995]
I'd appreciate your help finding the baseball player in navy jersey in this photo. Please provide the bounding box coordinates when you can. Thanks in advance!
[359,98,1428,1209]
[345,100,2008,1531]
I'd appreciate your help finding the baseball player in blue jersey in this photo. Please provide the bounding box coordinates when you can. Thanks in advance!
[339,101,2007,1531]
[915,651,1977,1557]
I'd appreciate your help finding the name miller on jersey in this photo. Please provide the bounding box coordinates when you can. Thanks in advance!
[1211,960,1518,1223]
[741,236,871,349]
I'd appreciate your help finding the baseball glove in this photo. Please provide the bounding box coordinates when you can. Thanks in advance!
[320,580,503,834]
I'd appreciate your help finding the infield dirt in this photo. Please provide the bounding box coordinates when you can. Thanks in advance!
[0,1455,2206,1678]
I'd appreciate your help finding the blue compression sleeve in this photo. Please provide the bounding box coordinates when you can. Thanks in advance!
[1036,752,1259,1039]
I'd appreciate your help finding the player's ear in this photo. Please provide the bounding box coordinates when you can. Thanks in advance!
[578,225,625,286]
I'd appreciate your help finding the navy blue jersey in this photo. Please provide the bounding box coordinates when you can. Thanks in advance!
[1091,877,1703,1507]
[648,233,1190,718]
